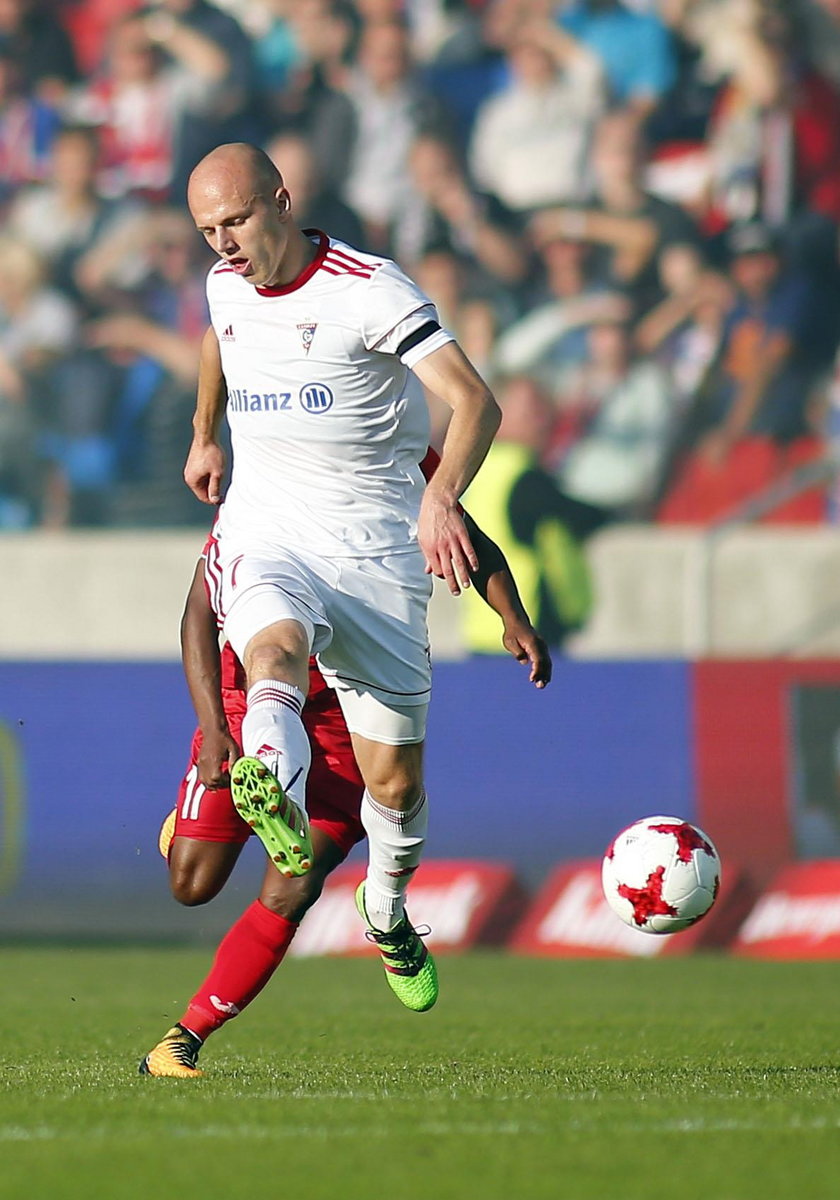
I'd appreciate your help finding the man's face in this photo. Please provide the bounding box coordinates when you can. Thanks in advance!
[509,39,556,87]
[52,132,97,191]
[732,250,779,298]
[360,25,410,89]
[189,178,291,287]
[409,138,458,196]
[111,20,159,84]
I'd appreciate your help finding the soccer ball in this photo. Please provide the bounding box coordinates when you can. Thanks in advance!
[601,815,721,934]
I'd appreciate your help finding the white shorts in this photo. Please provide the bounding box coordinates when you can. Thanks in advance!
[216,546,432,744]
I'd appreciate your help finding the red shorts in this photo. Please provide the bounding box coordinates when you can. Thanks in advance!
[174,685,366,858]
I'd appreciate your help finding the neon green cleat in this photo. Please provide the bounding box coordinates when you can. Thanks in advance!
[230,756,313,877]
[355,882,439,1012]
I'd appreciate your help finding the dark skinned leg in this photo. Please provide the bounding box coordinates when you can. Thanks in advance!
[258,826,349,922]
[169,836,245,907]
[174,828,352,1047]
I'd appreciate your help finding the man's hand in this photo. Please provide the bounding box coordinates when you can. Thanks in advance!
[698,427,735,467]
[197,727,241,788]
[502,619,552,688]
[185,439,225,504]
[418,487,478,596]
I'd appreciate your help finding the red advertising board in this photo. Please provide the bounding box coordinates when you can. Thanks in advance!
[694,661,840,889]
[289,860,526,958]
[733,861,840,958]
[509,860,752,958]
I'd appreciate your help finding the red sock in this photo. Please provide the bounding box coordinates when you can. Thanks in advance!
[181,900,298,1040]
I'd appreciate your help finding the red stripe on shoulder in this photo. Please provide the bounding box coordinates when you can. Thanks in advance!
[328,245,381,271]
[321,265,369,278]
[322,258,374,279]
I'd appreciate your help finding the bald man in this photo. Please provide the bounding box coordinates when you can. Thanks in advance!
[180,142,500,1017]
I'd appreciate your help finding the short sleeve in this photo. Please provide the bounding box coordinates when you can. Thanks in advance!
[361,259,442,354]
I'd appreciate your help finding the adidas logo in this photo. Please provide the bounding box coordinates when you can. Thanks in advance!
[221,324,235,342]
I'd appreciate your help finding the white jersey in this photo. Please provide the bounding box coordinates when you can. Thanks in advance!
[208,230,454,558]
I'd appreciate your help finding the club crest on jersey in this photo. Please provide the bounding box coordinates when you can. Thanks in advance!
[299,382,334,413]
[297,322,317,354]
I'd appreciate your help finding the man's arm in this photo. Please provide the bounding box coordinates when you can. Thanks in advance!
[85,314,201,386]
[181,559,241,787]
[184,325,227,504]
[464,512,552,688]
[709,332,792,459]
[412,342,501,595]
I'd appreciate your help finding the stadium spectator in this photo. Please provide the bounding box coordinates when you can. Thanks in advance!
[492,225,630,401]
[263,57,356,196]
[263,133,363,249]
[6,125,138,306]
[658,222,824,523]
[285,0,358,88]
[467,21,605,214]
[0,238,84,525]
[701,12,840,236]
[693,222,816,452]
[633,241,731,408]
[0,0,79,103]
[555,316,676,519]
[644,0,721,144]
[0,45,62,204]
[340,19,450,252]
[462,374,596,654]
[62,0,137,78]
[394,132,527,286]
[557,0,677,121]
[63,13,228,202]
[408,0,484,68]
[72,207,210,525]
[0,240,78,377]
[242,0,302,97]
[145,0,259,195]
[529,110,701,317]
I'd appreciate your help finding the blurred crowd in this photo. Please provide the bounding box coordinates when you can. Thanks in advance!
[1,0,840,588]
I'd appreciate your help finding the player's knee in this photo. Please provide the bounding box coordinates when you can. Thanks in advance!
[260,868,327,922]
[365,769,424,812]
[244,626,309,683]
[170,868,220,907]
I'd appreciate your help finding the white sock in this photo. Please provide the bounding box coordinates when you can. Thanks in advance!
[241,680,311,814]
[361,789,428,932]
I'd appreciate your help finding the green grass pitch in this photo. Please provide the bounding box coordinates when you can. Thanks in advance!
[2,948,840,1200]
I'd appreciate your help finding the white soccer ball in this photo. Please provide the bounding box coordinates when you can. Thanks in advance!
[601,815,721,934]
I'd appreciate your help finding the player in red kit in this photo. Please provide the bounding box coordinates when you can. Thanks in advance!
[140,493,551,1078]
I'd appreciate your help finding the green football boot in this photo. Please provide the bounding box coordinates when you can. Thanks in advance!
[355,882,439,1012]
[230,756,313,877]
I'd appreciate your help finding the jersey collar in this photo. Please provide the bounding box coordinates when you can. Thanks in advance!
[254,229,328,297]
